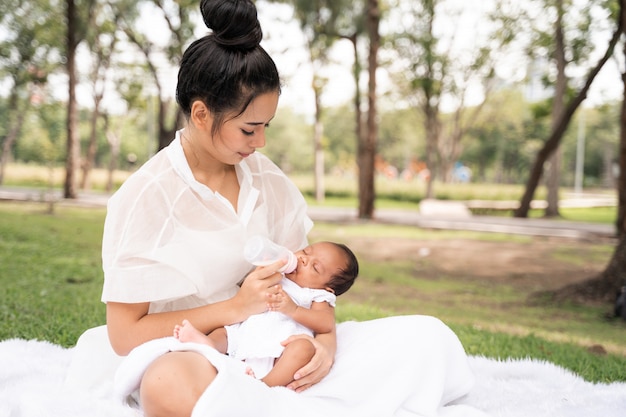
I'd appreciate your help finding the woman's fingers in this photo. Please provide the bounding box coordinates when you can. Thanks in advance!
[235,260,285,316]
[282,334,332,392]
[248,259,286,285]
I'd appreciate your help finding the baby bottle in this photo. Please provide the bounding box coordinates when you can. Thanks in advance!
[244,235,298,273]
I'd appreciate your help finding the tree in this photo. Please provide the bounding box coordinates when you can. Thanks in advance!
[464,89,532,183]
[0,0,61,185]
[266,0,369,211]
[544,0,567,217]
[496,0,597,217]
[117,0,196,151]
[359,0,380,218]
[80,1,121,190]
[64,0,96,199]
[265,0,346,202]
[547,0,626,306]
[391,0,499,199]
[514,1,622,217]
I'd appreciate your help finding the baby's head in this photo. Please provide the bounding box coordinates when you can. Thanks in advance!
[286,241,359,296]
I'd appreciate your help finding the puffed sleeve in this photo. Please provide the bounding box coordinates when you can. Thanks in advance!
[101,169,199,304]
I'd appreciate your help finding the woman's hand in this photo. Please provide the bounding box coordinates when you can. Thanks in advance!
[282,332,336,392]
[233,260,285,319]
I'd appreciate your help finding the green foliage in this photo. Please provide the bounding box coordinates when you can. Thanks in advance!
[0,0,621,193]
[15,102,66,164]
[264,106,314,174]
[321,104,358,173]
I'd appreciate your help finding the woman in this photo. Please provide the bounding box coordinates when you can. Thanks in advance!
[72,1,482,416]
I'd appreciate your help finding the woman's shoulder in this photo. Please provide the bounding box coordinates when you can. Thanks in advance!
[109,150,175,205]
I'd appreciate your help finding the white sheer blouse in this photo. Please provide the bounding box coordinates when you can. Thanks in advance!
[101,130,312,314]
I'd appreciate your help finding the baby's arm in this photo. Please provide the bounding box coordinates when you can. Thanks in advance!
[268,290,335,334]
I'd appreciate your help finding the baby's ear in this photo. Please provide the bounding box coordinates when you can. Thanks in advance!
[325,287,335,294]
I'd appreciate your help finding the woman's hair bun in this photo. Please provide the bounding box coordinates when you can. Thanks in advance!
[200,0,263,51]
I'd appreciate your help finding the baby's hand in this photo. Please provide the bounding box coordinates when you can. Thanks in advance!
[267,288,297,315]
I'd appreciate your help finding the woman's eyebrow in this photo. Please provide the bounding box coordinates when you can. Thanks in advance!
[244,116,274,126]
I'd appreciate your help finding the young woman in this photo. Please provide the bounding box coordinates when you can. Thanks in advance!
[68,1,482,416]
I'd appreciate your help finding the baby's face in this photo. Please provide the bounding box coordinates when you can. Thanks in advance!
[285,242,346,292]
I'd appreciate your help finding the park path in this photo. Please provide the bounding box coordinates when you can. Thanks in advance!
[0,186,615,240]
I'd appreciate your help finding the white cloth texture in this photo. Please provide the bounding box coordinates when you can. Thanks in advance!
[2,336,626,417]
[114,315,484,417]
[225,277,336,378]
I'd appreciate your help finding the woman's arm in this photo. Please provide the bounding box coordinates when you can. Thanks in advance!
[106,299,241,355]
[106,261,286,356]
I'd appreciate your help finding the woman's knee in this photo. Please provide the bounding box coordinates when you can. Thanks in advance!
[140,351,217,417]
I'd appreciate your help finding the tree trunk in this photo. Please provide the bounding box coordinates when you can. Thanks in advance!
[616,32,626,239]
[358,0,379,219]
[0,92,26,185]
[545,0,566,217]
[80,95,101,190]
[64,0,80,199]
[106,130,121,193]
[348,33,365,208]
[423,106,439,198]
[157,102,181,151]
[313,76,325,203]
[545,149,562,216]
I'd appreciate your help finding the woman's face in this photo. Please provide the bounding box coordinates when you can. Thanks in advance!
[206,92,279,165]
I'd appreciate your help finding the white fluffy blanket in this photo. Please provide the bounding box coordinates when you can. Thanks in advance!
[1,336,625,417]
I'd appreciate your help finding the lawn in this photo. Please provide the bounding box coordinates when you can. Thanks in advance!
[0,201,625,384]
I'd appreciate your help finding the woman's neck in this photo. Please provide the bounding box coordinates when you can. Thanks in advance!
[181,128,239,206]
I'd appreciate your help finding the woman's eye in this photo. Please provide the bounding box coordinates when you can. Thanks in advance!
[241,129,254,136]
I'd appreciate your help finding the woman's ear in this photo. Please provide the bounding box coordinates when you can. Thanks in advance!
[190,100,211,129]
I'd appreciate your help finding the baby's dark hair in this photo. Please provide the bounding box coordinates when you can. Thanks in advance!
[327,243,359,296]
[176,0,281,136]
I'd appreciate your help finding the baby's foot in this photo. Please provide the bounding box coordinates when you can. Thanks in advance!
[173,319,210,345]
[245,366,256,379]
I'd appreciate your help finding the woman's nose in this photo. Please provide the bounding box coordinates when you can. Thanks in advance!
[250,131,266,148]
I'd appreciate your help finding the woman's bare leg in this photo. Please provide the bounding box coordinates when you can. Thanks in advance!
[140,351,217,417]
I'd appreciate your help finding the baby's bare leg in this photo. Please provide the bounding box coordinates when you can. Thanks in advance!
[261,338,315,387]
[174,320,228,354]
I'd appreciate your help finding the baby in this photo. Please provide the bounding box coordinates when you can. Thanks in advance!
[174,241,358,387]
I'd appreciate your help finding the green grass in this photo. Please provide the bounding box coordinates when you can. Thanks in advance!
[0,203,107,346]
[1,201,625,384]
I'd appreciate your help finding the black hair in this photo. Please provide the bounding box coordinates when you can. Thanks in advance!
[327,243,359,296]
[176,0,281,136]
